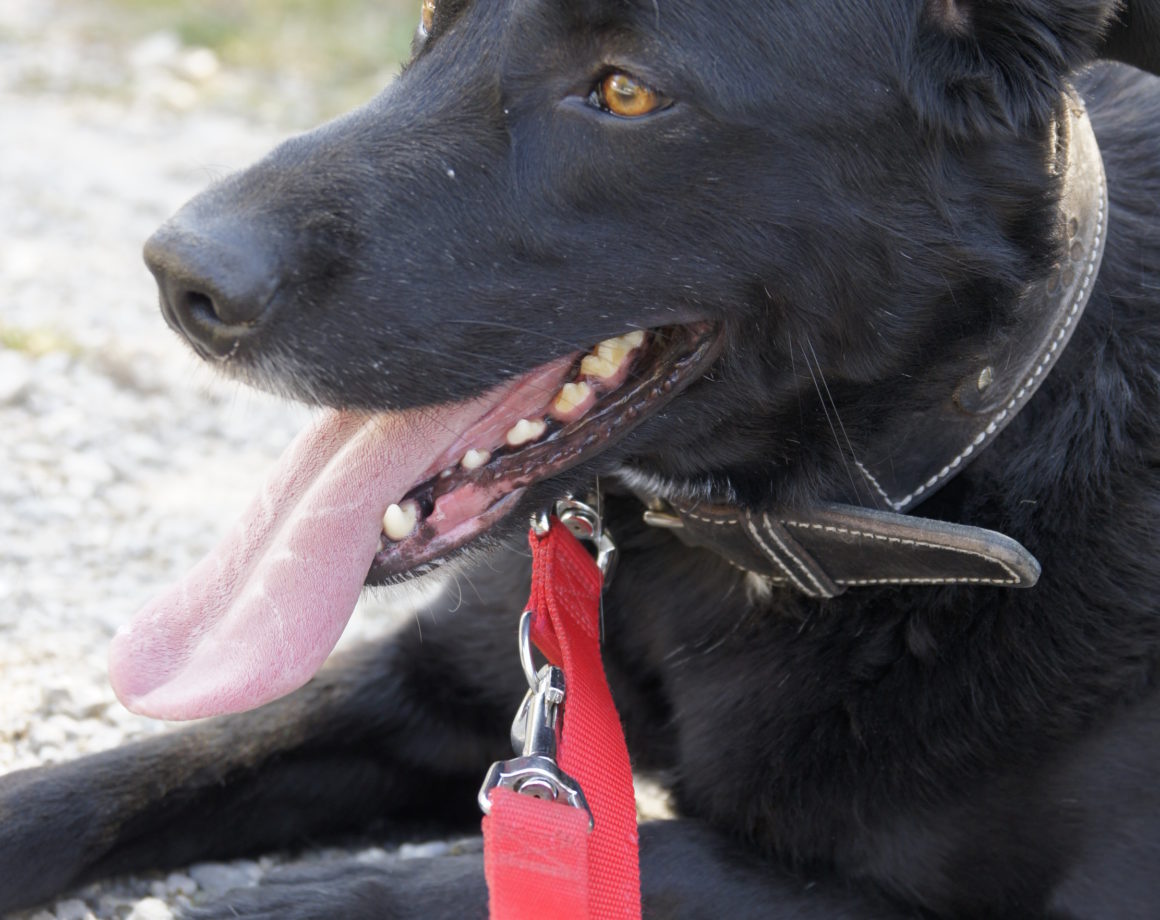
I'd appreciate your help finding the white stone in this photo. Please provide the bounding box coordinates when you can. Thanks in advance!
[0,351,33,405]
[397,840,452,860]
[128,31,182,72]
[127,897,175,920]
[177,48,219,83]
[53,899,91,920]
[188,862,260,894]
[163,872,198,896]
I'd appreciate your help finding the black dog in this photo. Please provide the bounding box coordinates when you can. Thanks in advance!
[3,1,1160,916]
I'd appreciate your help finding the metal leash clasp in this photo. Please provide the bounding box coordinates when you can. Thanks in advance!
[532,496,618,585]
[478,611,594,828]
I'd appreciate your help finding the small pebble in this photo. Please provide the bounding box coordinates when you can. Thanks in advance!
[53,900,91,920]
[397,840,452,860]
[188,862,260,895]
[0,351,33,405]
[163,873,198,897]
[127,898,174,920]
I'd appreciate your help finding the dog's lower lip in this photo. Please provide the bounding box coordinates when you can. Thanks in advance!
[364,322,720,584]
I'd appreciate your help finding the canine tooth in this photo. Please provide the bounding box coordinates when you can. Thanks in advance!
[581,354,620,379]
[554,381,593,415]
[382,500,419,542]
[623,330,645,348]
[506,418,547,447]
[461,448,491,470]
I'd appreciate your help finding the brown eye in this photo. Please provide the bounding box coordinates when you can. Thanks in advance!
[596,72,666,118]
[419,0,436,37]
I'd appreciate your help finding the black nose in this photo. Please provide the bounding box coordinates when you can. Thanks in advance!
[143,220,279,359]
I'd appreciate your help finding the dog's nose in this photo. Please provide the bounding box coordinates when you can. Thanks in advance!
[143,221,278,358]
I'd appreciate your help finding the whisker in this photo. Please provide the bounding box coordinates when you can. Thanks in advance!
[446,571,465,613]
[787,332,805,435]
[800,338,864,503]
[804,337,869,503]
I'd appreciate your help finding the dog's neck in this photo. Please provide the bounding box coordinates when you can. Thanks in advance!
[631,90,1107,597]
[839,89,1108,516]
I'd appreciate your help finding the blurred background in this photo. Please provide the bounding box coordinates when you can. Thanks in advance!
[0,2,428,917]
[3,0,418,124]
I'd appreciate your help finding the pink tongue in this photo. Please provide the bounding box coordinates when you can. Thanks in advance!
[109,409,454,720]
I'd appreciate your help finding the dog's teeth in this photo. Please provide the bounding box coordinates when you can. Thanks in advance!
[595,341,627,365]
[382,500,419,542]
[440,467,455,478]
[461,448,491,470]
[554,381,593,416]
[581,354,620,379]
[593,330,646,369]
[594,335,638,370]
[506,418,547,447]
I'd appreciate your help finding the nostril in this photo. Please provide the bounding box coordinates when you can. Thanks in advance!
[178,282,269,329]
[179,289,226,326]
[167,282,267,336]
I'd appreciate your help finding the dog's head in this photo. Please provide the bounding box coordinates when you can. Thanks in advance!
[118,0,1157,719]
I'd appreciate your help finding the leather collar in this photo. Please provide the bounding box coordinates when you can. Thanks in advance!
[638,90,1107,597]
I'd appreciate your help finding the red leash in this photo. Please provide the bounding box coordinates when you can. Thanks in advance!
[480,513,642,919]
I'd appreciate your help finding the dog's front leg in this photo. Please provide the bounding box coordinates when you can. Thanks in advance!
[638,820,920,919]
[0,563,530,914]
[183,819,917,920]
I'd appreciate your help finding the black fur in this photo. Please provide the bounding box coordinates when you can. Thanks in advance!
[2,1,1160,917]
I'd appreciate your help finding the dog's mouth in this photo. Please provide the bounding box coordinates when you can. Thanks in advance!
[368,324,718,584]
[109,322,720,721]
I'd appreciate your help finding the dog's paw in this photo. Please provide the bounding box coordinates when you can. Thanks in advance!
[180,847,488,920]
[0,766,111,913]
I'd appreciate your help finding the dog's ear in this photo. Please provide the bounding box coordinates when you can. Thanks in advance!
[916,0,1157,134]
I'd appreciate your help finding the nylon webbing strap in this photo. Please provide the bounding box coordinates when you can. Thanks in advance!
[481,521,642,919]
[483,789,592,919]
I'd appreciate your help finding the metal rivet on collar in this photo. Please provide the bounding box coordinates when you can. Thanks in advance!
[642,509,685,530]
[955,365,998,414]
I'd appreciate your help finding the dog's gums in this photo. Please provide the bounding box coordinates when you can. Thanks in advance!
[366,323,720,583]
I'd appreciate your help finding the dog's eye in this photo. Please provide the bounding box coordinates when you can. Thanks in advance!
[419,0,436,38]
[591,72,668,118]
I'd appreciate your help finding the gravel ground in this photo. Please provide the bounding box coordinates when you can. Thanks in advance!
[0,4,430,917]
